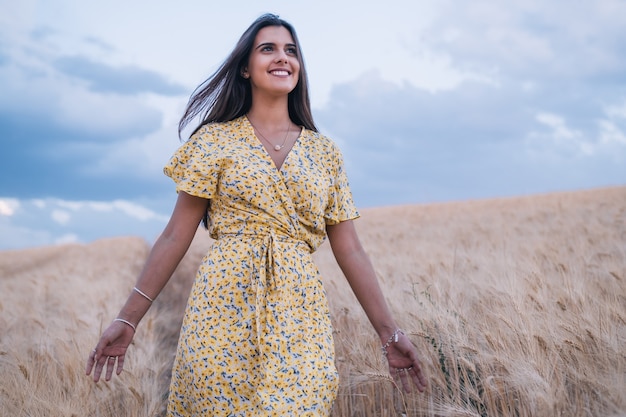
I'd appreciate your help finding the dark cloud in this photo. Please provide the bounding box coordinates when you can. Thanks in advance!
[2,1,624,215]
[310,1,626,209]
[0,33,186,203]
[1,109,169,200]
[0,61,168,199]
[53,55,187,96]
[316,72,626,207]
[0,81,167,201]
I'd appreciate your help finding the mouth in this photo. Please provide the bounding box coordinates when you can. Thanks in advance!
[269,69,291,76]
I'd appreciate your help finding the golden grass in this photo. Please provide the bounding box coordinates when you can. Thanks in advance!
[1,186,624,416]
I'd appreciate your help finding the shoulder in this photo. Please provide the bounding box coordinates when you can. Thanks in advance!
[301,128,342,156]
[188,118,245,146]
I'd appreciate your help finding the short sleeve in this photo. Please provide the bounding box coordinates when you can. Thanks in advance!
[163,135,220,199]
[324,146,360,225]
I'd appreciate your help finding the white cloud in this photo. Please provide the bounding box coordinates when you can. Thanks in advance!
[536,113,583,141]
[55,200,85,211]
[0,196,171,250]
[528,113,592,156]
[0,198,20,216]
[32,199,46,209]
[599,101,626,149]
[606,101,626,120]
[110,200,169,222]
[526,109,626,159]
[51,210,72,225]
[419,0,626,82]
[54,198,169,222]
[54,233,80,245]
[598,121,626,148]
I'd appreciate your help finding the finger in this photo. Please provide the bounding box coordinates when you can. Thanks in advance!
[395,368,411,393]
[92,353,108,382]
[393,367,402,384]
[410,358,428,392]
[402,342,427,392]
[85,349,96,375]
[116,354,125,375]
[105,356,117,381]
[410,365,427,392]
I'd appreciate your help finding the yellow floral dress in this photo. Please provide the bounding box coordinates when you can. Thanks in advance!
[163,116,359,416]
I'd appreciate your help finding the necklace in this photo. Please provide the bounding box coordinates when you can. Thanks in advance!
[249,119,290,151]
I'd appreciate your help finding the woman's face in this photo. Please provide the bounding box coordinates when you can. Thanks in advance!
[243,25,300,99]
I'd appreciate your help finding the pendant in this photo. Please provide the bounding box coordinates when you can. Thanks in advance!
[274,145,282,151]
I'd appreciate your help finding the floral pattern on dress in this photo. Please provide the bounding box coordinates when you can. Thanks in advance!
[163,116,359,416]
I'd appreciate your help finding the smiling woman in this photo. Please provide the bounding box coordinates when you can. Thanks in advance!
[85,13,427,417]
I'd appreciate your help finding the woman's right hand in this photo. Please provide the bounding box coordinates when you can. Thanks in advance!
[85,320,135,382]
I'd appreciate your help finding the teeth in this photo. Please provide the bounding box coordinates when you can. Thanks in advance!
[271,70,289,76]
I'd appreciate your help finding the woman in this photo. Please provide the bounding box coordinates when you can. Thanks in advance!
[86,13,427,416]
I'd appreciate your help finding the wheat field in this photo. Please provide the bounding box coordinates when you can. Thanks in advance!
[1,186,624,416]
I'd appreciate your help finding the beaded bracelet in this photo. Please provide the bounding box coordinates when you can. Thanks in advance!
[114,318,137,332]
[381,328,404,356]
[133,286,154,303]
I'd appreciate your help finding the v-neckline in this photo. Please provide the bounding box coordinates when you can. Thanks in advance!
[244,115,303,173]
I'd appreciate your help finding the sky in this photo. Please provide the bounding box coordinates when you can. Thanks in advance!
[1,0,625,250]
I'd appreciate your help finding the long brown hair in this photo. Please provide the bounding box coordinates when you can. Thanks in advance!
[178,13,317,138]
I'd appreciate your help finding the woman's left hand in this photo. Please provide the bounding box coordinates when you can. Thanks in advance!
[383,331,428,393]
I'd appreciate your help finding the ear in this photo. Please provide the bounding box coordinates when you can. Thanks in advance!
[241,67,249,79]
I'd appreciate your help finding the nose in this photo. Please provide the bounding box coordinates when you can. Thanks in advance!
[275,50,288,64]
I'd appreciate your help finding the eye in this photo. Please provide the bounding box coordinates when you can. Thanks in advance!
[286,46,298,56]
[261,45,274,52]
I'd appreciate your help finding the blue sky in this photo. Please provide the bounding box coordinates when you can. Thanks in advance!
[1,0,625,250]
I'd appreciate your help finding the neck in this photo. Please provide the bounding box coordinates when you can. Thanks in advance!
[247,96,291,129]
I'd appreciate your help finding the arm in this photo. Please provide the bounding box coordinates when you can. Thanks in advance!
[116,191,208,326]
[86,191,208,382]
[326,220,396,337]
[326,219,427,392]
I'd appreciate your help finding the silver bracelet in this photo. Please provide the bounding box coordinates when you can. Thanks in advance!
[381,328,404,356]
[114,318,137,332]
[133,286,154,303]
